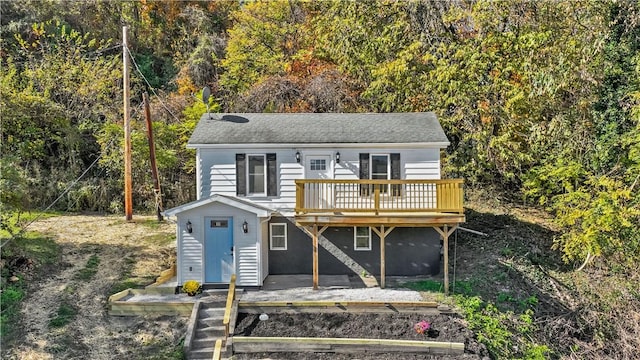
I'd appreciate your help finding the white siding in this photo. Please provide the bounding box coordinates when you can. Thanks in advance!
[177,216,203,284]
[402,149,441,179]
[176,203,261,286]
[236,245,259,285]
[196,147,442,211]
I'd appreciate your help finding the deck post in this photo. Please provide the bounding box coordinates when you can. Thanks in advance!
[443,225,449,295]
[312,224,318,290]
[380,225,385,288]
[434,225,457,296]
[371,226,395,289]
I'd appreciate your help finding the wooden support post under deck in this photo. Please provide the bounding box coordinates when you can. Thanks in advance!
[434,225,457,296]
[312,224,318,290]
[372,226,395,289]
[443,225,449,295]
[310,225,328,290]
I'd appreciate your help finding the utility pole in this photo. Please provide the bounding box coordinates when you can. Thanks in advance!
[123,25,133,221]
[143,92,163,221]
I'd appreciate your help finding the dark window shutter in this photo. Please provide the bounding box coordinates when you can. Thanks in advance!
[359,153,370,196]
[236,154,246,196]
[267,153,277,196]
[391,153,401,196]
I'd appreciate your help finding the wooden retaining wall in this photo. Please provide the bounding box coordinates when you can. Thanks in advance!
[238,301,452,314]
[108,288,194,316]
[232,336,465,355]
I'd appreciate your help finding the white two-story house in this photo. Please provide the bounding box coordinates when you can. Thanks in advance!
[164,112,464,293]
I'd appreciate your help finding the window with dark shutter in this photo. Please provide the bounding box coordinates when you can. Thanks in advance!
[236,153,246,196]
[391,153,401,196]
[267,153,277,196]
[359,153,370,196]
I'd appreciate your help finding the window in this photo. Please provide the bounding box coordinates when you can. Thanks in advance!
[359,153,401,196]
[370,155,390,180]
[310,159,326,171]
[248,155,266,195]
[354,227,371,251]
[270,223,287,250]
[236,153,277,197]
[371,154,389,193]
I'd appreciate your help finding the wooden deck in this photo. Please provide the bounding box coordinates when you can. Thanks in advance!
[294,179,465,295]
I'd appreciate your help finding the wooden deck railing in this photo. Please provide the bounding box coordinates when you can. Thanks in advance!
[295,179,463,214]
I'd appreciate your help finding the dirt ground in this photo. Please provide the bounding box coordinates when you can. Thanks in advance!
[234,313,489,360]
[2,214,186,360]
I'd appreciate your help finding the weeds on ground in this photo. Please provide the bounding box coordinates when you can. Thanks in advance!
[142,233,174,246]
[0,229,60,340]
[110,256,155,294]
[48,301,77,328]
[404,279,550,359]
[138,339,185,360]
[74,254,100,280]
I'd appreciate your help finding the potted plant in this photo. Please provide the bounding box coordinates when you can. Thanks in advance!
[182,280,202,296]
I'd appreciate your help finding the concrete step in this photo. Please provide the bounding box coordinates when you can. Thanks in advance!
[191,336,219,349]
[188,348,213,360]
[197,317,222,327]
[188,347,230,360]
[198,307,225,318]
[195,325,225,338]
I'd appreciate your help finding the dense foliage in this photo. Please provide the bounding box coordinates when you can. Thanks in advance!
[1,1,639,357]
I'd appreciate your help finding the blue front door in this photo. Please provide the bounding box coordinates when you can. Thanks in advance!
[204,217,234,283]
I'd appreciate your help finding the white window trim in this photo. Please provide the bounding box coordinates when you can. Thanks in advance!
[247,154,267,196]
[370,154,390,193]
[354,226,372,251]
[370,154,390,180]
[270,223,288,250]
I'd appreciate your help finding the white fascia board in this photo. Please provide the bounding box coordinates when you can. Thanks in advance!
[187,142,450,149]
[163,195,272,217]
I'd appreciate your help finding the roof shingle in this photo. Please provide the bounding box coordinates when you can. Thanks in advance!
[188,112,448,146]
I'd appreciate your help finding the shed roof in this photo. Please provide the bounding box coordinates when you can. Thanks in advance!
[187,112,449,147]
[163,194,274,218]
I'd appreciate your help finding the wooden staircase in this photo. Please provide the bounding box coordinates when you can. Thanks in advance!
[186,295,227,360]
[185,276,240,360]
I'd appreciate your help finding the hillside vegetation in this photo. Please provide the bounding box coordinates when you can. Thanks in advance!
[1,1,639,359]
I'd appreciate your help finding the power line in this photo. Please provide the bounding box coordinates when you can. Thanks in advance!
[125,45,181,123]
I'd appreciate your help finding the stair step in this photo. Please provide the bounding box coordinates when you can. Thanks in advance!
[199,307,225,317]
[195,325,225,338]
[198,317,222,327]
[191,336,219,348]
[188,348,213,359]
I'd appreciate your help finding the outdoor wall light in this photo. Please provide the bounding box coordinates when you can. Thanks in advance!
[295,151,301,163]
[186,220,193,233]
[242,220,249,233]
[336,152,340,163]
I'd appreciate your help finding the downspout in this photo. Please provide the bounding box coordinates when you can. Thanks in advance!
[258,213,274,284]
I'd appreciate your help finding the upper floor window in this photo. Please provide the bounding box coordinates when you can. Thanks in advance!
[236,153,277,197]
[359,153,401,196]
[310,159,326,171]
[248,155,266,195]
[370,154,390,180]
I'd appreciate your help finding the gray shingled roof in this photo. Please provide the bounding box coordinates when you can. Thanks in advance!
[188,112,449,146]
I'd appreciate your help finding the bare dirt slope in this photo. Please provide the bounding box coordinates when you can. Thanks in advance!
[4,214,186,360]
